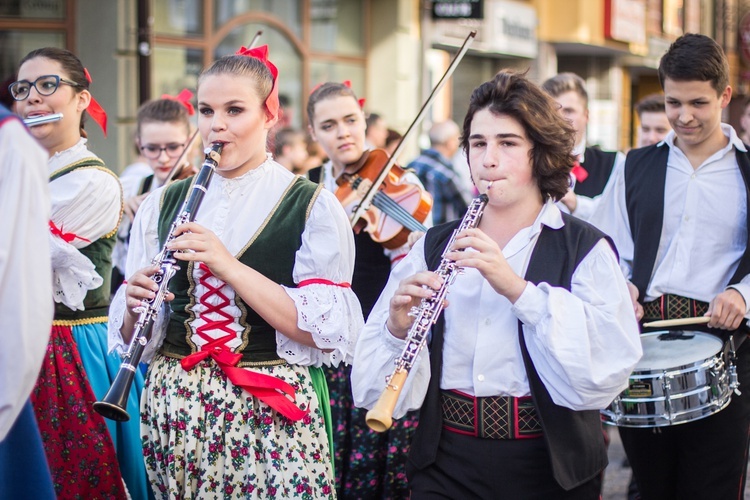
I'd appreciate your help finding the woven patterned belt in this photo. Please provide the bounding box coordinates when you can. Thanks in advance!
[642,294,710,322]
[441,390,543,440]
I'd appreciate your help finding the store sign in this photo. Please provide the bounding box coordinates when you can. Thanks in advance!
[605,0,646,45]
[432,0,483,20]
[492,1,537,58]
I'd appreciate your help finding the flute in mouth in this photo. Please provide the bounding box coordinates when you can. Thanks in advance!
[23,113,63,127]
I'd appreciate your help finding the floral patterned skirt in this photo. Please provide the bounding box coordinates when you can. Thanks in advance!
[142,355,335,499]
[31,324,127,499]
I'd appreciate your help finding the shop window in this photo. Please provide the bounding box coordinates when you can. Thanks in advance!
[215,0,301,38]
[154,0,204,36]
[310,0,364,56]
[152,45,203,97]
[0,31,66,92]
[0,0,65,19]
[309,59,365,95]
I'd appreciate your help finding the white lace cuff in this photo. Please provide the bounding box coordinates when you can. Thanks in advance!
[107,283,171,363]
[50,236,103,311]
[279,283,364,367]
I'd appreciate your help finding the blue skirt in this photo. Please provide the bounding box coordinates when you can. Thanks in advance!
[73,321,150,500]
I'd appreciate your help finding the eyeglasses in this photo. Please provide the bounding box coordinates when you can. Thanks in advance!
[8,75,83,101]
[139,143,186,159]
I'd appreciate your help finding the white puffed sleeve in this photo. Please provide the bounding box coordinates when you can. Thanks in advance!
[107,189,170,362]
[351,237,432,419]
[50,167,122,310]
[279,188,363,367]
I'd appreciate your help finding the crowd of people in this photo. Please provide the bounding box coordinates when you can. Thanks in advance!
[2,32,750,500]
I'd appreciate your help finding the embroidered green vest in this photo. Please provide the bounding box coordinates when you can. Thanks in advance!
[157,175,322,366]
[50,158,122,322]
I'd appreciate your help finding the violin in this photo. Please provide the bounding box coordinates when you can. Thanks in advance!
[337,30,476,249]
[335,149,432,249]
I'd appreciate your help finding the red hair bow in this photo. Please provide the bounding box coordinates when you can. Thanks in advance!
[161,88,195,115]
[234,45,280,120]
[341,80,366,108]
[83,68,108,137]
[310,81,366,109]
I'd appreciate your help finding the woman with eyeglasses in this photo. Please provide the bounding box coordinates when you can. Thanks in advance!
[113,96,197,295]
[11,47,147,499]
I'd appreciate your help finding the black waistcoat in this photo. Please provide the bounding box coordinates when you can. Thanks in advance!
[409,213,611,491]
[575,147,617,198]
[308,166,391,317]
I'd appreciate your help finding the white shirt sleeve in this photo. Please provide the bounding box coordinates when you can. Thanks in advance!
[0,120,53,440]
[50,168,123,310]
[512,239,643,410]
[280,188,364,367]
[572,152,626,222]
[107,189,168,362]
[351,237,432,419]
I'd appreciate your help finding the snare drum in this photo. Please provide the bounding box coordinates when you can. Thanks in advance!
[602,330,733,427]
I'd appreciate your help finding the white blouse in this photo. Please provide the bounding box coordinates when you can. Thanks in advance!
[351,201,642,419]
[108,156,363,367]
[48,138,122,311]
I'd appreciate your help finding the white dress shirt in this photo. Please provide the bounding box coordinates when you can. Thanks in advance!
[352,201,642,419]
[590,124,750,313]
[108,156,364,366]
[0,118,53,440]
[564,140,626,222]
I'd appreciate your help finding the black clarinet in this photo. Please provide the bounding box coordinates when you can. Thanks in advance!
[93,142,223,421]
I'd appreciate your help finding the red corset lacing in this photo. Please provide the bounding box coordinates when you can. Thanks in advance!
[180,263,350,421]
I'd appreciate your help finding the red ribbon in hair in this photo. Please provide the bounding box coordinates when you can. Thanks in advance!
[161,88,195,115]
[310,80,366,109]
[83,68,108,137]
[234,45,280,121]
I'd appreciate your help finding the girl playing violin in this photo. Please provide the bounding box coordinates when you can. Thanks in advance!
[307,82,431,499]
[110,46,362,498]
[12,47,147,499]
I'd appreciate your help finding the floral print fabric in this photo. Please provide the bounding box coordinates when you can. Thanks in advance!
[142,355,335,499]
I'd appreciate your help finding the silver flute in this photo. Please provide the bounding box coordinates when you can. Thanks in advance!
[23,113,63,127]
[93,142,223,422]
[365,189,490,432]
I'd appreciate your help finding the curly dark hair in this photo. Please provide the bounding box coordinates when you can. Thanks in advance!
[461,70,575,202]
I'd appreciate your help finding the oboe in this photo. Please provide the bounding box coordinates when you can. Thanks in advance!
[23,113,63,127]
[93,142,223,422]
[365,190,490,432]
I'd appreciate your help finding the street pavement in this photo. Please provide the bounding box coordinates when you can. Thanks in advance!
[602,425,750,499]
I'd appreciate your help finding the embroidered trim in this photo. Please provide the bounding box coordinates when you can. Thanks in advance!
[52,316,108,327]
[160,349,286,367]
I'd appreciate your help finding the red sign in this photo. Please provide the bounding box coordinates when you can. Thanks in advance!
[740,12,750,65]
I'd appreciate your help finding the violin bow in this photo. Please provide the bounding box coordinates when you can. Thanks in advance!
[162,30,264,185]
[348,30,476,228]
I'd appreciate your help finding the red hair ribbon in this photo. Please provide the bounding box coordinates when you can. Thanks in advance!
[234,45,280,121]
[342,80,366,108]
[83,68,108,137]
[161,88,195,115]
[310,80,366,109]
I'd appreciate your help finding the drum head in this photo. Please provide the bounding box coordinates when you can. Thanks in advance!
[636,330,722,371]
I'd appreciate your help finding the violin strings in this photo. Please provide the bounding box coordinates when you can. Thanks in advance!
[372,192,427,232]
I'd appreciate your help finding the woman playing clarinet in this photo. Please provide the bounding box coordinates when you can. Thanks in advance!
[109,46,362,498]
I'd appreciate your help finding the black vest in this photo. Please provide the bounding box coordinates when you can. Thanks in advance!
[575,147,617,198]
[308,166,391,317]
[409,214,611,491]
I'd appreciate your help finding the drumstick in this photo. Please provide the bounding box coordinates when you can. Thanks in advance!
[642,317,711,328]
